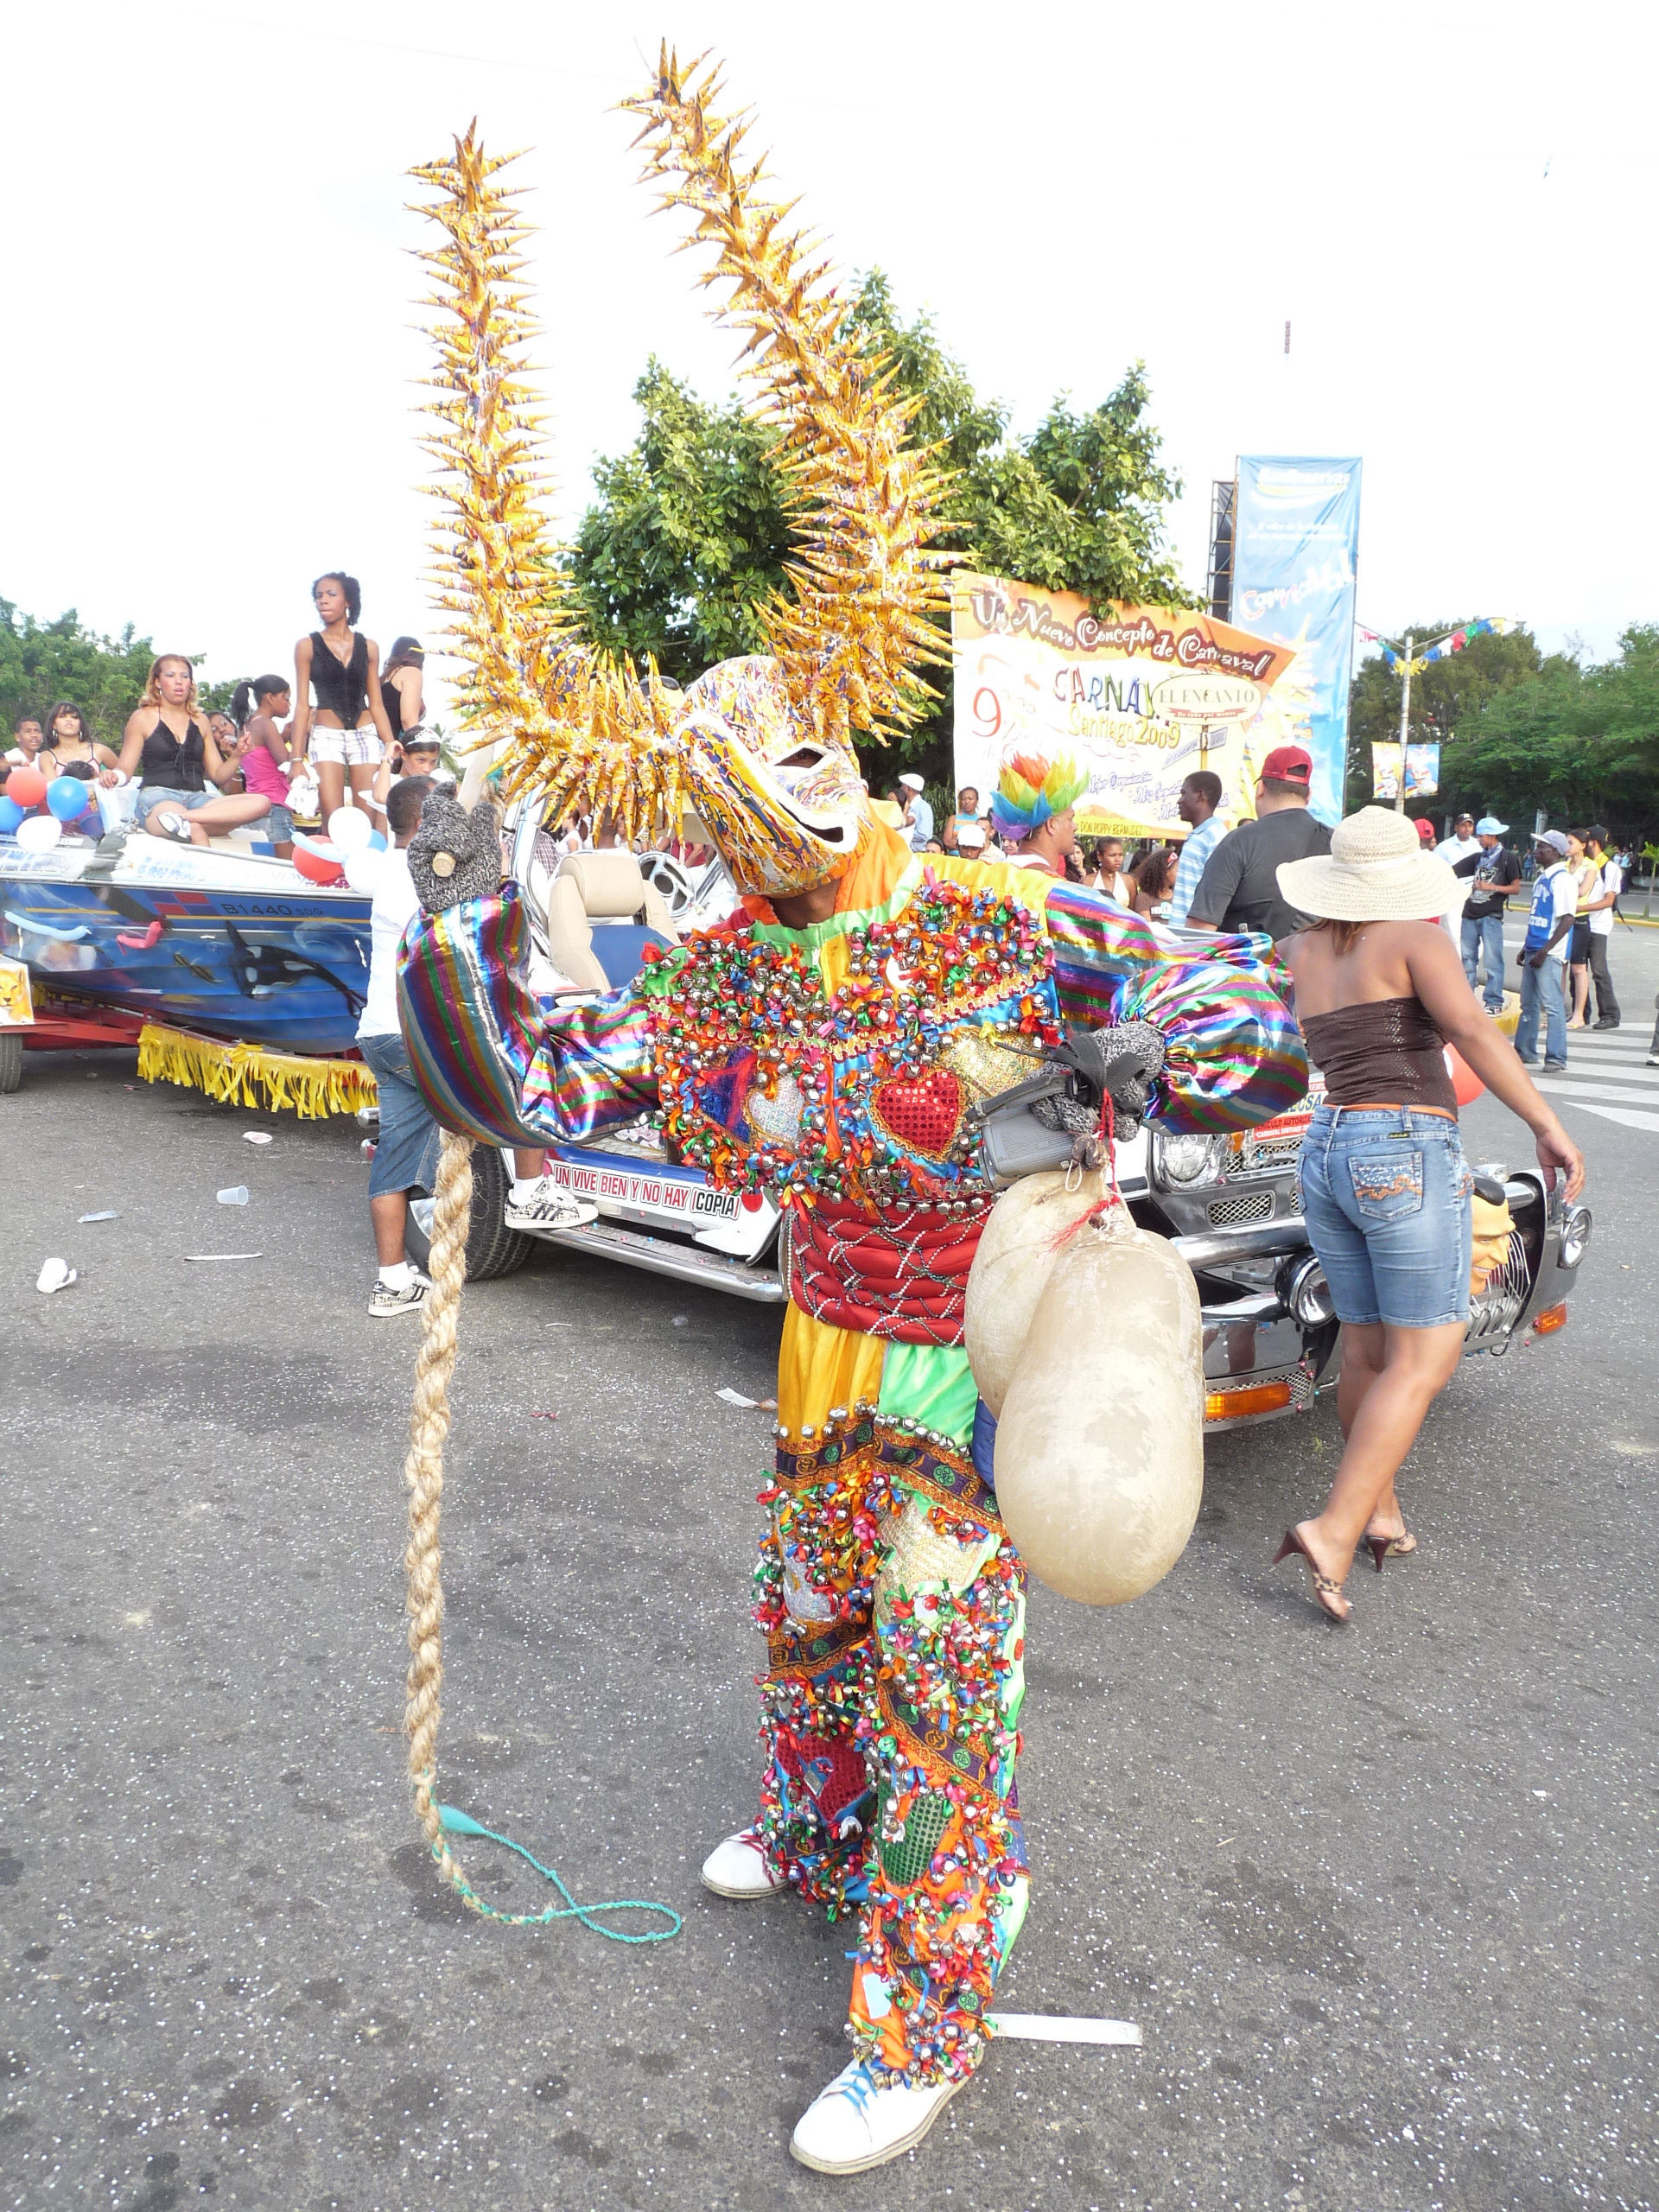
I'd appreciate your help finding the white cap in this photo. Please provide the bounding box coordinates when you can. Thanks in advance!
[898,772,925,791]
[956,823,986,849]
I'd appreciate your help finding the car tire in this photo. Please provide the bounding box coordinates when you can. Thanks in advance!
[0,1031,23,1094]
[404,1143,533,1282]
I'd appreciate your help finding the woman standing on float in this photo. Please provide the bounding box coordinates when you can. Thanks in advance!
[289,571,395,827]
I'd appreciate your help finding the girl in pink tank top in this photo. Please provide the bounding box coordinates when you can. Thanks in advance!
[230,675,296,855]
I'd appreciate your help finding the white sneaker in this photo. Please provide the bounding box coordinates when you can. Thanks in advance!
[698,1830,786,1900]
[369,1271,431,1318]
[504,1176,600,1231]
[790,2058,965,2174]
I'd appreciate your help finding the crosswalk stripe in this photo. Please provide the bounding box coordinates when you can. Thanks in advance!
[1543,1058,1659,1084]
[1563,1103,1659,1134]
[1536,1079,1659,1108]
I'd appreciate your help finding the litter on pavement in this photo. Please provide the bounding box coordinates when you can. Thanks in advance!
[36,1258,77,1294]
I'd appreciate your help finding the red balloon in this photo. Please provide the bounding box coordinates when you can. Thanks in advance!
[7,765,47,808]
[1446,1045,1484,1106]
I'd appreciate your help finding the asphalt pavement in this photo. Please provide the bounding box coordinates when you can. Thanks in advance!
[3,924,1656,2212]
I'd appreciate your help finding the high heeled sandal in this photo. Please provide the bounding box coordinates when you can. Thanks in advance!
[1273,1528,1351,1623]
[1366,1529,1417,1572]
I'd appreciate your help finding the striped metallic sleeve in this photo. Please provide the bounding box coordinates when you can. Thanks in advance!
[1040,880,1307,1132]
[397,886,659,1145]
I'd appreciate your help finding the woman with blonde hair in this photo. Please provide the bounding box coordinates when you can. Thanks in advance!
[117,655,272,844]
[290,571,396,826]
[1273,807,1584,1622]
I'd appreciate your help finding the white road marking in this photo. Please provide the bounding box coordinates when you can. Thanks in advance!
[1560,1103,1659,1134]
[1536,1080,1659,1108]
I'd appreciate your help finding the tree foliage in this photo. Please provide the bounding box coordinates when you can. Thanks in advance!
[1347,622,1659,839]
[570,271,1193,779]
[0,600,160,747]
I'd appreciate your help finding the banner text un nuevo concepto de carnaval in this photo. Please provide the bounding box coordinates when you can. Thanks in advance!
[950,573,1297,840]
[1230,457,1363,828]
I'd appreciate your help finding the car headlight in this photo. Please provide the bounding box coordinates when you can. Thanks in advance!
[1281,1254,1336,1325]
[1559,1205,1593,1268]
[1154,1132,1224,1187]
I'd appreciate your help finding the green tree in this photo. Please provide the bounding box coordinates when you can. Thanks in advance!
[1344,620,1552,817]
[570,270,1192,789]
[0,600,159,748]
[1446,625,1659,839]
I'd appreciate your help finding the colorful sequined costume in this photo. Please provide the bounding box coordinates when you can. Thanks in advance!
[399,54,1305,2091]
[401,824,1301,2085]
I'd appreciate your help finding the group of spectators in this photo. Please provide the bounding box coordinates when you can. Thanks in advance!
[879,758,1632,1072]
[1,570,441,859]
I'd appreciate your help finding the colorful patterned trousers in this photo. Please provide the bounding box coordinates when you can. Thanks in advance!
[749,1305,1029,2088]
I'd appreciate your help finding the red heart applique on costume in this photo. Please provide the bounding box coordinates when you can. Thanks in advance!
[871,1070,964,1158]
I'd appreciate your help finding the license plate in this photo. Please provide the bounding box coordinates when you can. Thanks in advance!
[544,1157,735,1221]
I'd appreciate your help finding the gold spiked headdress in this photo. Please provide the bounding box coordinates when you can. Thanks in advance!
[412,49,952,898]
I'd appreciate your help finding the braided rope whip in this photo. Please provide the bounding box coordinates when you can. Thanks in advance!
[403,1128,476,1896]
[399,1128,681,1941]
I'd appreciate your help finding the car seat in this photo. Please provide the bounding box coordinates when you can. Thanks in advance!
[544,849,681,993]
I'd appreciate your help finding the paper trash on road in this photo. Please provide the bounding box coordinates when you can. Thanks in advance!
[242,1132,274,1145]
[78,1211,118,1223]
[36,1258,78,1294]
[987,2013,1142,2046]
[216,1186,251,1205]
[184,1253,264,1262]
[716,1388,780,1409]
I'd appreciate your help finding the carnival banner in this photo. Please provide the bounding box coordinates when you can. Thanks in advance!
[950,573,1296,839]
[1230,457,1363,826]
[1370,741,1440,802]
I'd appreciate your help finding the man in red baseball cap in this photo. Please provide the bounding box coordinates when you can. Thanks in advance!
[1184,740,1333,942]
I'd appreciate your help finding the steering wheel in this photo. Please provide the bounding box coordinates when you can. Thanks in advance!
[639,850,696,918]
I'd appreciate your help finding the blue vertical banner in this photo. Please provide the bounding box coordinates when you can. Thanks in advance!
[1230,458,1363,826]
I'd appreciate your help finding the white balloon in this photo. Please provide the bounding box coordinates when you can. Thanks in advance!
[327,804,375,853]
[342,844,390,894]
[993,1205,1205,1606]
[16,813,63,851]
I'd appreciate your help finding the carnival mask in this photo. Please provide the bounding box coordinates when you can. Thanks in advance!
[677,657,867,899]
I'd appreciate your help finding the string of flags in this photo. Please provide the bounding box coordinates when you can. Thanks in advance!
[1356,617,1514,677]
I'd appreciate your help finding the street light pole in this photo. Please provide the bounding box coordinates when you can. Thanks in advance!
[1394,633,1413,814]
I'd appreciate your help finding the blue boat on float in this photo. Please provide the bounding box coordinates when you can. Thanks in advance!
[0,833,372,1056]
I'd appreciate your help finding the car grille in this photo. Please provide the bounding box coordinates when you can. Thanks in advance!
[1465,1230,1530,1344]
[1205,1190,1275,1226]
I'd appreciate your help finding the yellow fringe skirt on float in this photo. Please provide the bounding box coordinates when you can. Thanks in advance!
[137,1020,379,1120]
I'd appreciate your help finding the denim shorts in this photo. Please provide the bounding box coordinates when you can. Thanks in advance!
[1299,1103,1473,1329]
[136,786,216,823]
[359,1031,441,1198]
[261,804,296,844]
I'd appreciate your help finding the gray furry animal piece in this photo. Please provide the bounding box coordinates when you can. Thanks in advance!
[408,797,503,915]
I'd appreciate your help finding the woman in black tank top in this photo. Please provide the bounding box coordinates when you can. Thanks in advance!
[290,570,396,830]
[117,654,276,848]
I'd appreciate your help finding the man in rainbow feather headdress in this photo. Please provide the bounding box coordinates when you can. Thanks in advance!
[986,754,1087,877]
[395,57,1306,2176]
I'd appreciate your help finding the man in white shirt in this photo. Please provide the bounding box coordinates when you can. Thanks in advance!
[1514,830,1575,1070]
[1581,824,1621,1028]
[1433,812,1483,935]
[897,771,933,849]
[1168,771,1224,925]
[1434,812,1481,871]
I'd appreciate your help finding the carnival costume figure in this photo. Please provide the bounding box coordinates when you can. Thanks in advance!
[395,54,1306,2176]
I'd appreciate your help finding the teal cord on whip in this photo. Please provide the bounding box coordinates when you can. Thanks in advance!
[435,1802,683,1943]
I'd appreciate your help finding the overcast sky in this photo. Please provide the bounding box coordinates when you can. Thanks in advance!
[4,0,1653,721]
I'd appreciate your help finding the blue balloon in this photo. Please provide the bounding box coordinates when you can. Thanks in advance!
[367,830,388,851]
[0,797,24,835]
[48,775,92,821]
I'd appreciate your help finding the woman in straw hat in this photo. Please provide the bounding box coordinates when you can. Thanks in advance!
[1271,806,1585,1622]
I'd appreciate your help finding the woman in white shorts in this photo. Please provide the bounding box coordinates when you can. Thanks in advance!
[290,571,396,827]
